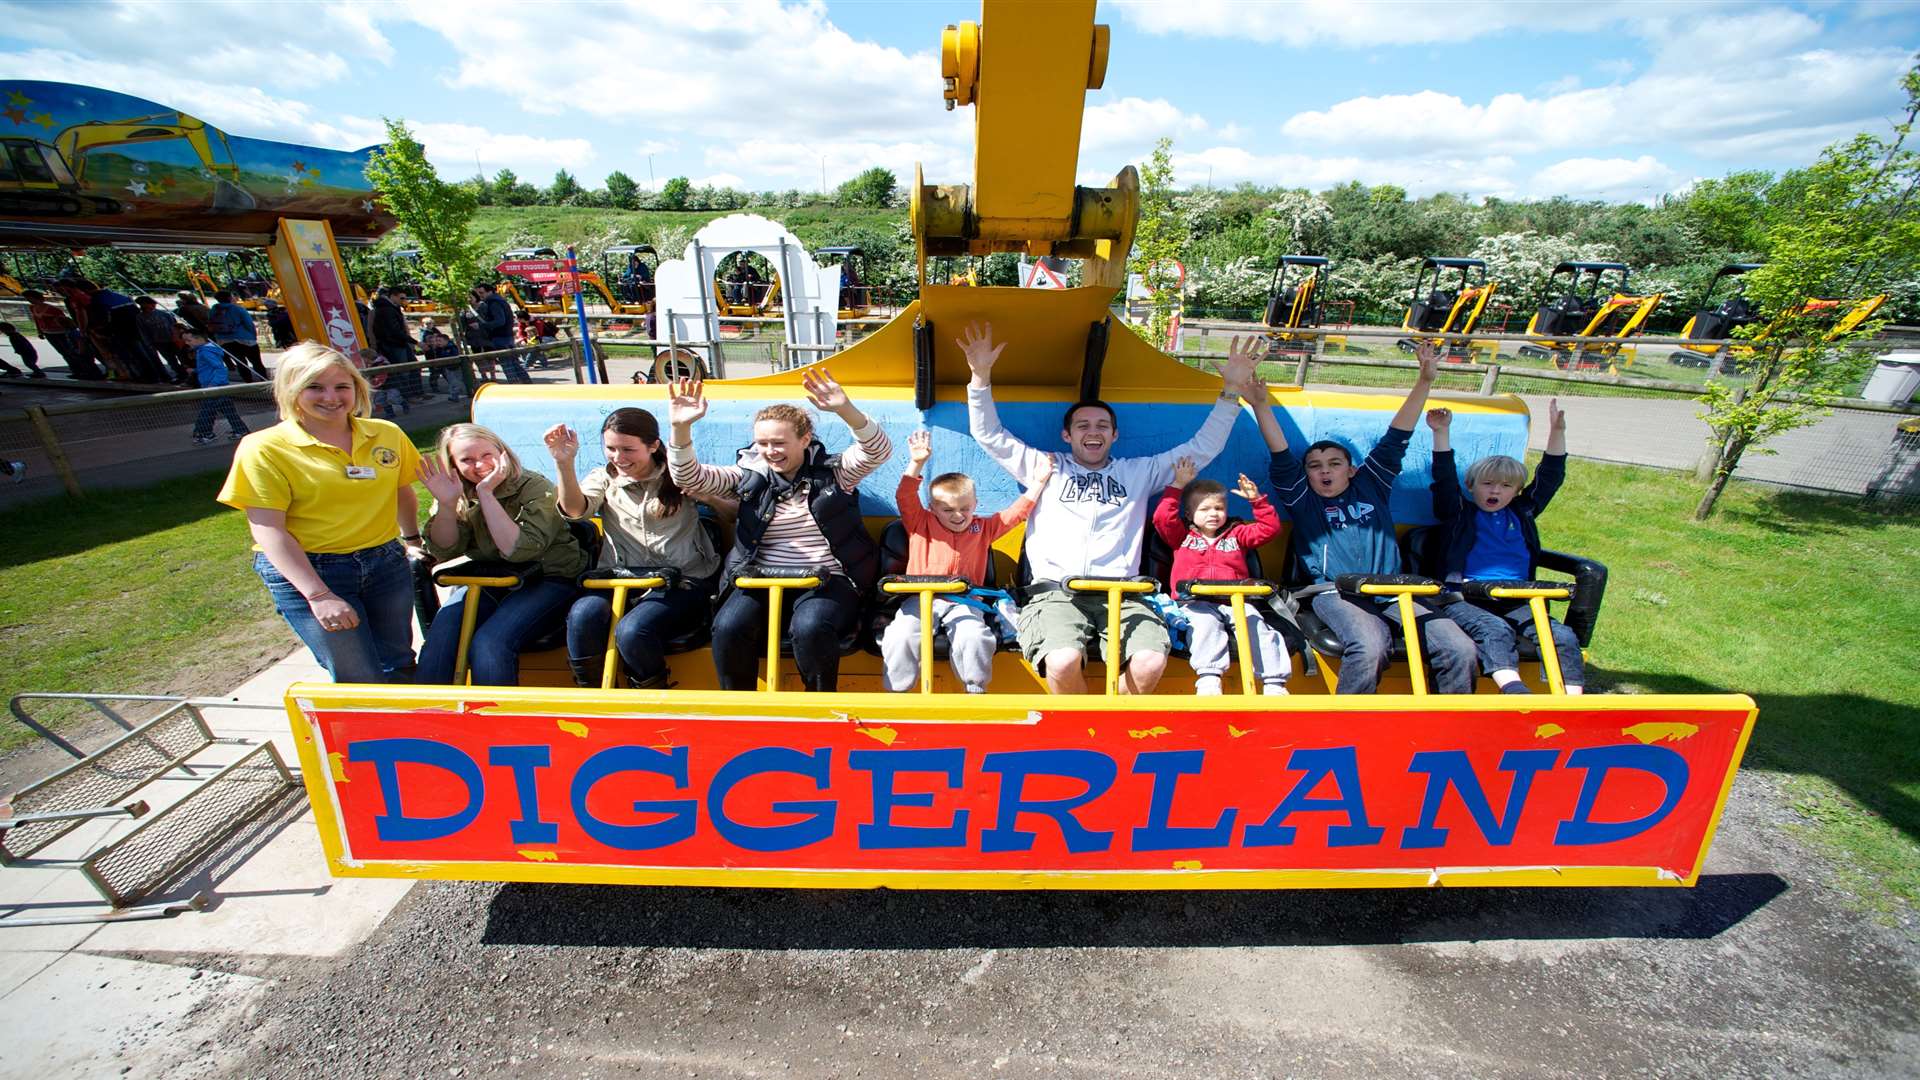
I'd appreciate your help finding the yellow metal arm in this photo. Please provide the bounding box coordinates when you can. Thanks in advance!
[733,575,824,692]
[1185,581,1278,697]
[1487,584,1574,695]
[1357,581,1441,697]
[881,577,970,694]
[434,571,528,685]
[581,575,668,689]
[1066,577,1157,697]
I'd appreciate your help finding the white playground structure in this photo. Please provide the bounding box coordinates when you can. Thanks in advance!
[653,214,842,372]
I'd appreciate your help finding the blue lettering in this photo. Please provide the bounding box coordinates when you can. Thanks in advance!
[1131,750,1235,851]
[1554,745,1689,846]
[1400,749,1560,849]
[348,738,483,843]
[980,750,1116,854]
[850,748,969,849]
[571,745,696,850]
[487,744,559,845]
[1243,746,1385,848]
[708,747,837,852]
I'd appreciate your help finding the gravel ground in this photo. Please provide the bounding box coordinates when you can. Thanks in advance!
[158,767,1920,1080]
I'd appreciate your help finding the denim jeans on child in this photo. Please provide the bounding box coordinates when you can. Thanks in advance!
[1309,589,1478,694]
[1438,599,1586,686]
[255,541,415,683]
[417,577,580,686]
[192,397,250,439]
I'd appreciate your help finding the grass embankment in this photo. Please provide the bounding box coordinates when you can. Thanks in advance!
[467,205,904,256]
[1,454,1915,907]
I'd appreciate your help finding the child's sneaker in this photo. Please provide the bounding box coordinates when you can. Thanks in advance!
[192,434,216,446]
[228,430,248,441]
[1262,682,1289,696]
[7,460,24,483]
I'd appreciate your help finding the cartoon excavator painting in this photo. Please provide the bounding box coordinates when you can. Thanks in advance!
[54,111,257,213]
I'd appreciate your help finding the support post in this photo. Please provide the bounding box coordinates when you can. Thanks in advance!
[1479,363,1500,396]
[25,405,81,497]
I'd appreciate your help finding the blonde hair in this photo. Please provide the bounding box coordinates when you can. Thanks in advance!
[928,472,975,502]
[435,423,524,507]
[1465,455,1528,489]
[752,403,813,441]
[273,342,371,422]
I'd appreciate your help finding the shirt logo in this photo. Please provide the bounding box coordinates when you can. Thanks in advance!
[372,447,399,468]
[1059,472,1127,506]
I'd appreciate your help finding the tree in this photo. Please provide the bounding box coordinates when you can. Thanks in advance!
[546,169,582,206]
[605,170,639,210]
[492,167,536,207]
[658,176,692,211]
[834,166,896,208]
[365,119,492,348]
[1128,137,1186,349]
[1693,61,1920,521]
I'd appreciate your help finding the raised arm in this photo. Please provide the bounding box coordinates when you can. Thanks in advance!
[804,367,892,486]
[960,321,1051,482]
[1524,398,1569,514]
[1143,337,1260,487]
[663,376,745,500]
[1389,341,1442,433]
[1427,408,1463,522]
[1232,473,1284,548]
[544,423,589,518]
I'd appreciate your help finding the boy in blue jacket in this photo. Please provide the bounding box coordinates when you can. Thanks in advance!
[1240,342,1477,694]
[1426,401,1583,694]
[183,328,251,445]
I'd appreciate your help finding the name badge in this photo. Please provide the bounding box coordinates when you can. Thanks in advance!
[345,466,377,480]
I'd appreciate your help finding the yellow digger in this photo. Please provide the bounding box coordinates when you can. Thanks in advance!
[1396,257,1498,360]
[1517,261,1661,371]
[53,112,256,213]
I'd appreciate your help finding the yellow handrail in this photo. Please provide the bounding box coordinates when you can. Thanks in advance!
[434,573,525,685]
[880,578,969,694]
[1358,581,1441,697]
[1186,582,1277,696]
[733,576,823,691]
[1487,584,1573,695]
[580,576,667,689]
[1065,578,1157,696]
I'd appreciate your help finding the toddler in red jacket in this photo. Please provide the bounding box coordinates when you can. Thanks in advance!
[1152,457,1291,695]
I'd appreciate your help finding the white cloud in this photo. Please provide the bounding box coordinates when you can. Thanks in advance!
[1080,97,1211,153]
[691,172,746,189]
[1112,0,1630,47]
[0,0,393,89]
[703,137,968,191]
[1527,155,1685,200]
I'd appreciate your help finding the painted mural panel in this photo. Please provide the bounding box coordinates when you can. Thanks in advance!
[0,80,393,243]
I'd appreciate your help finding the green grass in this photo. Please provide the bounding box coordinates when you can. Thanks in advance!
[468,205,904,256]
[1,445,1916,910]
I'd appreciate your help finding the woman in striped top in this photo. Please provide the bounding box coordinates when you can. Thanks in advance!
[667,369,892,691]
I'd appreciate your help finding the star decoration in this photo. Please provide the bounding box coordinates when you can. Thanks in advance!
[361,200,375,213]
[125,179,147,196]
[5,90,29,107]
[2,106,23,125]
[32,112,54,129]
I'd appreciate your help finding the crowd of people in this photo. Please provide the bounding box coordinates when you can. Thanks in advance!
[217,326,1586,699]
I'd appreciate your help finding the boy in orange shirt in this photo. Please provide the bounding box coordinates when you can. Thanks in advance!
[882,430,1051,693]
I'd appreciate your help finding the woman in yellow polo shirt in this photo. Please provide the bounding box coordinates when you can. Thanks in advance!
[218,343,423,683]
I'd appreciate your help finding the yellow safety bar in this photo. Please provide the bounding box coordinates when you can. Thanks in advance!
[733,575,822,692]
[1065,578,1159,696]
[1185,582,1277,697]
[1486,584,1573,695]
[1357,581,1442,697]
[880,578,970,693]
[580,574,669,689]
[433,572,524,685]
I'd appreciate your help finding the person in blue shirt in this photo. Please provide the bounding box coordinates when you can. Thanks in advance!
[1426,401,1582,694]
[1238,342,1477,694]
[183,328,252,445]
[209,290,269,381]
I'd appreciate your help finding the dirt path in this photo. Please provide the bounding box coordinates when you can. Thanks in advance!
[184,769,1918,1080]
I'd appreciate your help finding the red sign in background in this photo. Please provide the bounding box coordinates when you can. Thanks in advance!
[305,701,1754,882]
[302,258,361,355]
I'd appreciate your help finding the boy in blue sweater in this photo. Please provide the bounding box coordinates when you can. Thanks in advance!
[183,328,251,445]
[1238,343,1477,694]
[1426,401,1583,694]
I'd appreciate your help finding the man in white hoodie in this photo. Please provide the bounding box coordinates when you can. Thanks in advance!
[962,322,1259,694]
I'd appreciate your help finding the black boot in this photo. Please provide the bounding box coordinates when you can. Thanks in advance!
[627,669,671,691]
[567,656,599,688]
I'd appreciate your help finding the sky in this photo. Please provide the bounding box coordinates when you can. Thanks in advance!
[1,0,1915,204]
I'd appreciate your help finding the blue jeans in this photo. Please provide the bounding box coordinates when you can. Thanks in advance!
[487,336,530,383]
[1310,590,1478,695]
[417,577,580,686]
[565,580,714,685]
[255,542,415,683]
[193,397,249,438]
[1439,599,1586,686]
[711,575,860,691]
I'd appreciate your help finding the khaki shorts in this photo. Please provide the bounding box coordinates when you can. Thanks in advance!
[1017,588,1170,672]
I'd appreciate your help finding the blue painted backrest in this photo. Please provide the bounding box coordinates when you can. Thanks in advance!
[471,390,1530,528]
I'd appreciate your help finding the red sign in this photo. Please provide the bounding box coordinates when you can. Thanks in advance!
[295,694,1755,888]
[302,258,362,354]
[495,259,561,281]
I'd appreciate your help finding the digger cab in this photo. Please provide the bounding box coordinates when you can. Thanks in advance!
[1520,261,1662,371]
[499,247,565,313]
[815,245,872,317]
[1396,258,1496,359]
[604,244,658,305]
[1672,264,1762,368]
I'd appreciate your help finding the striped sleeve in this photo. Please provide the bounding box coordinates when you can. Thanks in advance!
[831,420,893,491]
[666,439,744,501]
